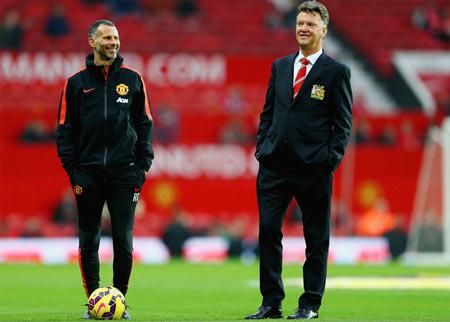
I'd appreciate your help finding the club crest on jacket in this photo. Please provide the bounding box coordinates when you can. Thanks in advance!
[116,84,129,96]
[73,185,83,195]
[311,84,325,100]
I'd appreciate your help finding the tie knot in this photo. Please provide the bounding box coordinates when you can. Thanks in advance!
[300,57,309,66]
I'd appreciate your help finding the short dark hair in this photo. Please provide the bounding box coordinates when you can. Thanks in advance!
[297,1,329,26]
[88,19,115,38]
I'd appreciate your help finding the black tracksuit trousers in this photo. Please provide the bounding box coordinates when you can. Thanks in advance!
[72,165,145,297]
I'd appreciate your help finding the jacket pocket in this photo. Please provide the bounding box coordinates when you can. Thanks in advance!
[70,168,92,189]
[134,165,146,187]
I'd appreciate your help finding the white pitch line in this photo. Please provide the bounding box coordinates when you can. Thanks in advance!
[248,277,450,289]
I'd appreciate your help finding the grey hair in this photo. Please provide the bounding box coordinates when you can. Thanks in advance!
[88,19,115,38]
[297,1,329,26]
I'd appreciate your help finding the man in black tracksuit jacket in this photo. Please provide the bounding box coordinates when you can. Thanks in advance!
[56,20,153,317]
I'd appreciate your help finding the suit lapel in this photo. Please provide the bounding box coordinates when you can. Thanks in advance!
[285,53,297,101]
[293,53,329,103]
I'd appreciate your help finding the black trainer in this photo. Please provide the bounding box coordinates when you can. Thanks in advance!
[82,310,93,319]
[122,310,131,320]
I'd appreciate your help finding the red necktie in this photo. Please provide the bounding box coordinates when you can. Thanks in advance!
[293,57,309,99]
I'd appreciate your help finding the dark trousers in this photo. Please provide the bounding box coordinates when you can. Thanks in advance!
[72,165,145,297]
[257,159,332,311]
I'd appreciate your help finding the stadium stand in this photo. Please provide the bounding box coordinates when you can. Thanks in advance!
[0,0,449,245]
[326,0,449,76]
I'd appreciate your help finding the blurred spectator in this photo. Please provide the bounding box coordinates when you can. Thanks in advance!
[383,215,407,260]
[223,86,247,114]
[353,119,373,145]
[20,217,43,237]
[439,9,450,43]
[241,237,258,264]
[416,213,443,252]
[211,218,246,258]
[264,7,285,30]
[398,120,421,150]
[20,120,56,143]
[175,0,199,18]
[268,0,297,29]
[426,5,450,43]
[162,206,192,257]
[0,9,23,50]
[155,104,180,144]
[412,3,450,43]
[425,4,443,33]
[378,125,397,146]
[331,200,352,236]
[356,198,396,237]
[411,6,428,30]
[174,0,200,33]
[218,117,252,145]
[109,0,140,16]
[45,3,70,37]
[52,189,77,227]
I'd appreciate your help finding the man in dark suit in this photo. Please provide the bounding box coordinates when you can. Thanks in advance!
[245,1,352,320]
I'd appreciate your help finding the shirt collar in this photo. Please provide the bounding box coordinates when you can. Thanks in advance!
[295,49,323,66]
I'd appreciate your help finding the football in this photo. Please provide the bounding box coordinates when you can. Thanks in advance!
[87,286,126,320]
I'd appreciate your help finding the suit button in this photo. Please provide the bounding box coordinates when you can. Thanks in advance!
[255,153,260,158]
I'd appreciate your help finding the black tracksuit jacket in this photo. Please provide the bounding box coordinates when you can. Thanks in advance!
[56,54,154,177]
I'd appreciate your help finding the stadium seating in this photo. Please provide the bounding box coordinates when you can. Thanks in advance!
[1,0,447,239]
[325,0,448,76]
[0,0,292,54]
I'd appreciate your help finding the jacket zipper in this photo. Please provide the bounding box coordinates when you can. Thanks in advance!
[103,84,108,167]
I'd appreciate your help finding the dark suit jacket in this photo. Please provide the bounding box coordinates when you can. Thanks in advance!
[255,52,352,171]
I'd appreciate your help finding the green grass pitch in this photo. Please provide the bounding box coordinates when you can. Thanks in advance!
[1,261,450,321]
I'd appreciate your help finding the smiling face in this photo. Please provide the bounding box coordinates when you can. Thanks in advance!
[295,10,327,56]
[88,24,120,65]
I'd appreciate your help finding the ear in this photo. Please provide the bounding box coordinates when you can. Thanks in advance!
[322,26,328,39]
[88,37,95,48]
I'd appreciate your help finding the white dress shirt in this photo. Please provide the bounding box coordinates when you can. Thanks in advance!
[293,49,323,86]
